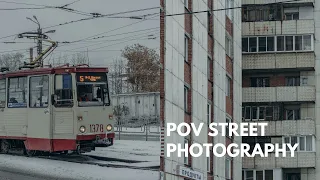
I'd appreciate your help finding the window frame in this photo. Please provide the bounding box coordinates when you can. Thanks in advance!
[53,74,74,108]
[29,75,50,108]
[184,138,189,165]
[226,76,231,97]
[0,79,6,108]
[184,86,189,113]
[225,158,231,180]
[184,35,189,62]
[282,135,314,152]
[7,76,27,108]
[242,34,314,53]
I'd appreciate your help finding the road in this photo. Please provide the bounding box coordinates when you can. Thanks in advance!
[0,168,74,180]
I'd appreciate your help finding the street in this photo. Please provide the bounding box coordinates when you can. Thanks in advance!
[0,168,73,180]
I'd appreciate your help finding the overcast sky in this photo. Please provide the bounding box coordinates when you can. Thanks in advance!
[0,0,159,67]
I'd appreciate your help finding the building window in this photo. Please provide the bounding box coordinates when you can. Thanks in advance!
[283,136,314,152]
[226,36,233,57]
[249,37,257,52]
[250,77,270,87]
[303,35,312,50]
[285,77,300,86]
[267,37,275,51]
[243,106,279,121]
[258,37,266,52]
[277,36,285,51]
[285,12,299,20]
[184,138,188,165]
[207,104,211,125]
[225,158,231,180]
[285,108,300,120]
[29,76,49,108]
[242,38,249,52]
[207,156,211,172]
[207,58,211,79]
[285,36,294,51]
[226,76,231,97]
[184,35,189,62]
[242,5,281,22]
[243,35,313,53]
[8,77,27,108]
[0,79,5,107]
[243,170,273,180]
[295,36,303,50]
[301,77,308,85]
[184,86,188,113]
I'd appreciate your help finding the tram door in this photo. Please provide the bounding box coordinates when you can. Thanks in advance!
[26,75,51,151]
[0,79,5,137]
[51,74,75,151]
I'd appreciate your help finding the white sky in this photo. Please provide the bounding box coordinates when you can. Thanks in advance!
[0,0,159,67]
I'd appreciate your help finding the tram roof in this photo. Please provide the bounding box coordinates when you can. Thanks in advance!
[0,66,108,79]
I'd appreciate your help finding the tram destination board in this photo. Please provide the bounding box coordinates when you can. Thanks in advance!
[77,73,106,83]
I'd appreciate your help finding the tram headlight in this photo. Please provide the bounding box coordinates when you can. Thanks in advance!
[106,124,112,131]
[79,126,86,133]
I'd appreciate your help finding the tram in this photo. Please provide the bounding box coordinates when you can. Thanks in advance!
[0,64,115,156]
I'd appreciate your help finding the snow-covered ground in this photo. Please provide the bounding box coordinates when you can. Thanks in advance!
[86,139,160,167]
[0,140,160,180]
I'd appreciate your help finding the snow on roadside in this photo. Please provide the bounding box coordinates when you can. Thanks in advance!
[86,140,160,165]
[0,154,158,180]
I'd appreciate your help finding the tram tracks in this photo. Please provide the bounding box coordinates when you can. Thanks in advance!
[0,153,160,171]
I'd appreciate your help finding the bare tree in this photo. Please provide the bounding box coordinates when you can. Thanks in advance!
[121,44,160,92]
[109,59,127,95]
[0,52,24,71]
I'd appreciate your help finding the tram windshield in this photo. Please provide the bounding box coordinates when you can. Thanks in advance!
[76,73,110,107]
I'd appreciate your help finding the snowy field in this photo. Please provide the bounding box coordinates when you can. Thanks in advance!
[0,140,160,180]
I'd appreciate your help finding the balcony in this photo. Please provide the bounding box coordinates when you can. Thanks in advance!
[243,86,315,102]
[242,20,314,36]
[246,119,315,136]
[242,0,314,6]
[242,52,315,71]
[243,152,316,169]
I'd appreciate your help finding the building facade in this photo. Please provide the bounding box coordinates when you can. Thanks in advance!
[241,0,319,180]
[160,0,242,179]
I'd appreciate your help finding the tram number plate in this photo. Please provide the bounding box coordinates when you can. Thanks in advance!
[89,124,104,132]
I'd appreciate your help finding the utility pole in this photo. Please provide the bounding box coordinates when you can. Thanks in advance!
[25,16,55,67]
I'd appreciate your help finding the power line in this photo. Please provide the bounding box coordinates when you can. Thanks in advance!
[42,7,159,30]
[165,0,303,16]
[67,13,159,44]
[0,7,159,40]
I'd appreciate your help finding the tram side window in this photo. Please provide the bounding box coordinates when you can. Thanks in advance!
[53,74,73,107]
[0,79,5,107]
[8,77,27,108]
[29,76,49,108]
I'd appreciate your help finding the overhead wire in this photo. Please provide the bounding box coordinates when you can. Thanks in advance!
[0,6,159,41]
[165,0,303,16]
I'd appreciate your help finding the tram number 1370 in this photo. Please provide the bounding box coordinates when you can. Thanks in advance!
[89,124,104,132]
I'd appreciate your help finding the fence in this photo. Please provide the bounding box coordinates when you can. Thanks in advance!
[111,92,160,141]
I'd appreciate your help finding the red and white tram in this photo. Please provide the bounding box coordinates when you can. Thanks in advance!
[0,64,114,156]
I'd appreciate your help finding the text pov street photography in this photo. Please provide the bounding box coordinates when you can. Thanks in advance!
[0,0,319,180]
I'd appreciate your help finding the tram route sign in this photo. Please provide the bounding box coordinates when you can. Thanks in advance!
[76,73,106,83]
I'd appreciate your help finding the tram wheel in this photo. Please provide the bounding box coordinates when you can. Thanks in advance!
[0,140,10,154]
[25,149,37,157]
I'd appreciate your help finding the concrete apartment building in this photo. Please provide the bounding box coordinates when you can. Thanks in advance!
[160,0,242,179]
[241,0,319,180]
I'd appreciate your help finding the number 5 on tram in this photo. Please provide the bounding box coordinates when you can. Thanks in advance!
[0,65,115,156]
